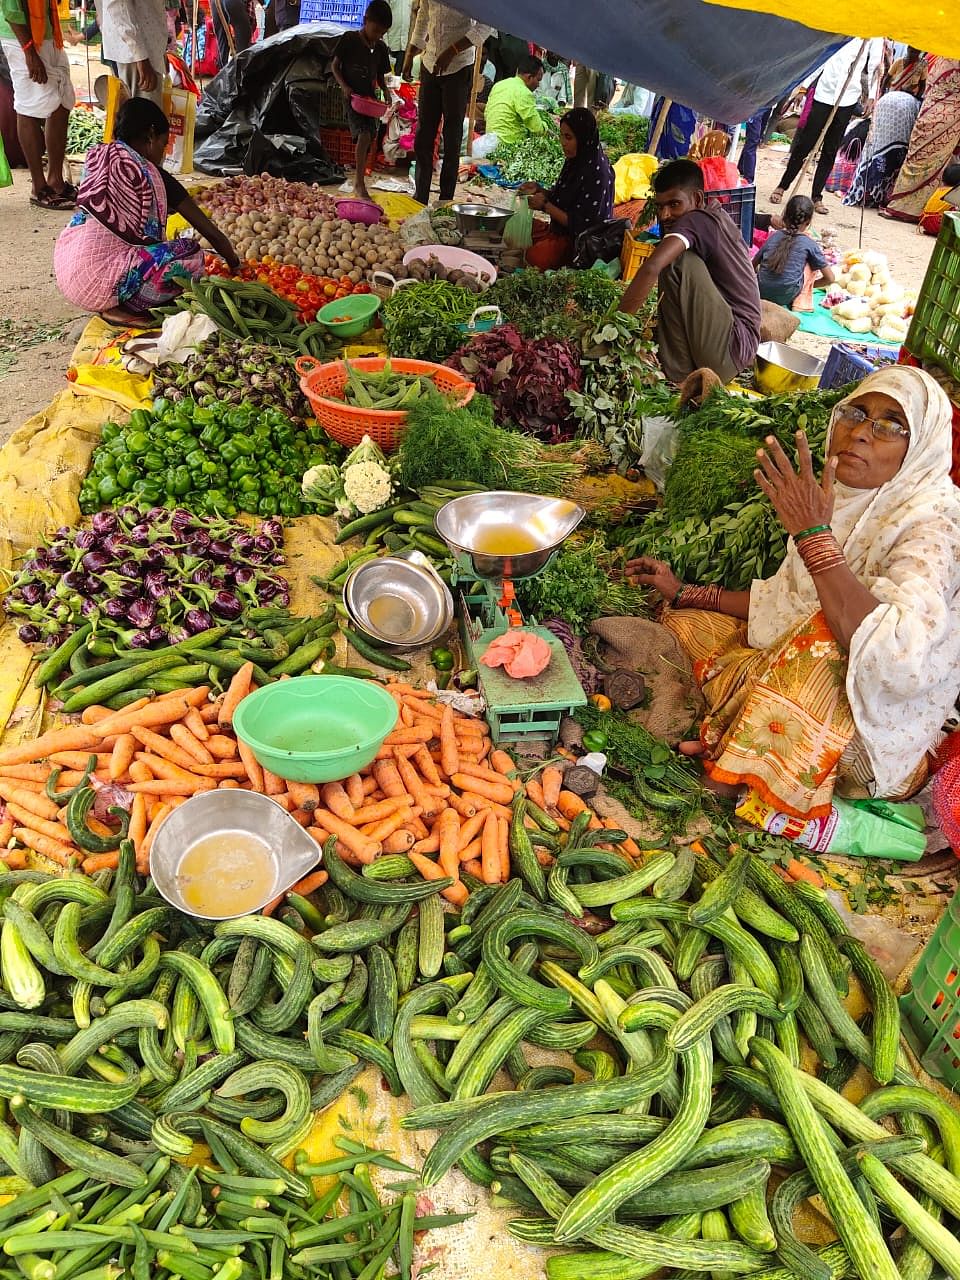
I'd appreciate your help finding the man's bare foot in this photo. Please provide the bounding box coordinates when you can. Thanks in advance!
[769,188,785,205]
[679,740,704,756]
[702,776,743,800]
[354,184,371,201]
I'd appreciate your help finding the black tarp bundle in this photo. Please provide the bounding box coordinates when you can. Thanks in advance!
[194,25,347,182]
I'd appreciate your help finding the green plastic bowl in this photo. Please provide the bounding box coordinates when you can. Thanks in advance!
[231,676,398,783]
[317,293,382,338]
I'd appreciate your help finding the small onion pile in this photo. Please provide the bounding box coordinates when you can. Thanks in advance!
[200,174,338,222]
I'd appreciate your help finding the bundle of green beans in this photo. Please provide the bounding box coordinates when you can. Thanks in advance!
[170,278,300,345]
[382,282,480,364]
[0,1140,467,1280]
[2,800,958,1280]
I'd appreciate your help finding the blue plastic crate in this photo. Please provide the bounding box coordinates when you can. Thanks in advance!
[705,184,755,246]
[300,0,364,23]
[819,342,897,390]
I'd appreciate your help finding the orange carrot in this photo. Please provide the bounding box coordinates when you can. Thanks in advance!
[602,817,641,861]
[446,792,477,819]
[170,723,214,765]
[8,808,73,843]
[13,826,75,866]
[313,809,380,863]
[458,837,482,863]
[400,702,415,727]
[344,773,364,807]
[0,813,14,847]
[465,795,514,821]
[289,869,329,896]
[497,815,511,882]
[784,858,824,887]
[556,790,589,820]
[382,829,415,853]
[476,738,493,763]
[364,807,416,844]
[288,806,310,825]
[0,782,60,823]
[361,774,379,795]
[136,753,203,787]
[184,707,210,742]
[219,663,254,729]
[286,781,320,812]
[535,847,555,867]
[320,782,355,822]
[260,891,285,918]
[460,857,482,878]
[178,686,211,708]
[191,762,248,779]
[455,810,487,853]
[385,726,434,746]
[450,774,514,806]
[219,779,242,789]
[130,727,202,772]
[456,762,521,792]
[128,779,213,796]
[108,734,137,783]
[481,810,500,885]
[237,740,264,792]
[437,807,461,881]
[406,814,429,840]
[690,840,709,857]
[541,766,563,811]
[205,735,238,760]
[129,759,154,785]
[48,751,113,770]
[91,700,190,740]
[128,793,148,855]
[82,851,120,874]
[307,826,334,848]
[0,727,102,767]
[80,705,114,725]
[0,764,55,783]
[412,746,442,787]
[1,848,27,868]
[411,832,440,854]
[260,767,285,796]
[200,701,222,724]
[439,705,459,779]
[408,851,468,905]
[351,796,413,825]
[394,754,439,819]
[372,759,406,799]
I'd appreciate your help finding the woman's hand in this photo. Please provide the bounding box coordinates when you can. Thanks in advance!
[518,182,541,195]
[754,431,837,538]
[625,556,682,602]
[527,191,547,211]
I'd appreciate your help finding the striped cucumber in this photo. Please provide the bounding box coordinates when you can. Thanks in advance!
[660,986,783,1052]
[216,1060,311,1146]
[728,1181,777,1252]
[366,944,398,1043]
[573,853,675,908]
[481,911,598,1015]
[417,893,445,980]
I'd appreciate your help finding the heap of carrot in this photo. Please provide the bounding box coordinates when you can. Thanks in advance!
[0,667,650,901]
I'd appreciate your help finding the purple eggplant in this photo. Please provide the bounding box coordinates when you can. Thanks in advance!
[147,624,167,644]
[270,552,285,566]
[208,539,232,562]
[104,598,128,621]
[257,580,280,603]
[146,507,168,524]
[20,582,44,605]
[171,510,195,536]
[45,547,70,570]
[234,533,255,555]
[145,571,171,601]
[118,558,140,579]
[82,550,113,574]
[185,607,214,634]
[187,532,211,554]
[74,530,98,550]
[18,624,42,644]
[91,511,119,536]
[80,598,100,617]
[190,566,212,586]
[117,505,141,524]
[127,598,157,628]
[254,535,275,556]
[142,547,165,570]
[262,519,284,543]
[127,630,152,649]
[63,570,88,592]
[234,566,256,587]
[211,590,243,620]
[129,523,152,546]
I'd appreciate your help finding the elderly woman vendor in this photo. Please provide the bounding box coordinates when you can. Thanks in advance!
[628,367,960,818]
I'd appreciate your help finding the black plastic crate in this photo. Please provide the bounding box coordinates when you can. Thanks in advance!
[705,184,755,246]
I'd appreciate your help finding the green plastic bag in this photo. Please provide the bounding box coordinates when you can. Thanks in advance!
[0,136,12,189]
[503,194,533,250]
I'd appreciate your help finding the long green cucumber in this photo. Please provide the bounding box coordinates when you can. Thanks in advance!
[58,1001,168,1074]
[689,850,750,926]
[555,1002,713,1241]
[728,1181,777,1252]
[836,934,900,1086]
[749,1037,900,1280]
[157,951,233,1054]
[857,1151,960,1280]
[216,1060,311,1146]
[658,986,784,1052]
[857,1085,960,1178]
[745,855,849,994]
[9,1095,147,1189]
[481,911,598,1015]
[542,1213,704,1280]
[0,1066,140,1113]
[503,1115,667,1150]
[572,852,675,907]
[324,839,451,904]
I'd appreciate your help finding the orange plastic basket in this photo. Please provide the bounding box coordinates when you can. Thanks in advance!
[296,356,476,450]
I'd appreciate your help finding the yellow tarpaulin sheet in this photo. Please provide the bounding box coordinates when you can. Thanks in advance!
[703,0,960,61]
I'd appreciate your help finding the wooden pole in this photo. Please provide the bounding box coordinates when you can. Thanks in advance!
[465,53,484,158]
[786,39,869,203]
[648,97,672,155]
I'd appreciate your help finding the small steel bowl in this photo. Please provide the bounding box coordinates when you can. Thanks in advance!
[344,553,453,650]
[754,341,825,395]
[150,790,320,920]
[450,202,512,235]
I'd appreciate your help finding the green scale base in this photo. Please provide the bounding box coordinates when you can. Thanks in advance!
[458,584,586,744]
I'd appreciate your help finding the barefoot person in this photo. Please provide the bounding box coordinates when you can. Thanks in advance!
[620,158,760,384]
[627,368,960,819]
[331,0,393,202]
[54,98,239,326]
[0,0,75,208]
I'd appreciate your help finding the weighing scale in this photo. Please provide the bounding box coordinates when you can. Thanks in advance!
[434,493,588,744]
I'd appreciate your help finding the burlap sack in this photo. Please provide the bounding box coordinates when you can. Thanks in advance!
[678,367,724,410]
[760,300,801,344]
[589,616,705,744]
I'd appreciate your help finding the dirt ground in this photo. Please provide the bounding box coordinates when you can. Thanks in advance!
[0,60,939,441]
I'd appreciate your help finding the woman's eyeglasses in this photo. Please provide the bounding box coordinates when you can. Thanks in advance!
[835,404,910,442]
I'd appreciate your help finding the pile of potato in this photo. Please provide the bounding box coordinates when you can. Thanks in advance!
[218,211,408,283]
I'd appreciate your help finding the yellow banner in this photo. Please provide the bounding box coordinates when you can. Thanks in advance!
[702,0,960,61]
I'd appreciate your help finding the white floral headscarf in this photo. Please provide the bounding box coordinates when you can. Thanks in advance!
[748,366,960,795]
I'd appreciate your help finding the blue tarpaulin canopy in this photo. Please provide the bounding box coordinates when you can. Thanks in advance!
[449,0,844,122]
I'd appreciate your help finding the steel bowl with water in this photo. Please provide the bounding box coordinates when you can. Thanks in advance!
[754,340,825,394]
[151,790,321,920]
[345,552,453,649]
[450,203,512,235]
[434,492,585,580]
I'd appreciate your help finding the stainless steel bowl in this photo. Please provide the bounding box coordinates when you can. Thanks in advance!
[450,202,512,235]
[434,492,585,581]
[150,790,320,920]
[344,553,453,650]
[754,341,825,394]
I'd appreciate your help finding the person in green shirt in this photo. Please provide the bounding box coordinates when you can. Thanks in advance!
[483,55,544,146]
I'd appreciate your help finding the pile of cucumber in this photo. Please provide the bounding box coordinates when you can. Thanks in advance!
[1,821,959,1280]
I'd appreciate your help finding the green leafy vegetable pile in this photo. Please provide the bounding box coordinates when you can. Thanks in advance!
[382,281,478,363]
[485,268,623,340]
[567,310,660,470]
[66,108,103,154]
[515,532,651,633]
[489,120,565,186]
[595,111,650,162]
[395,390,606,496]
